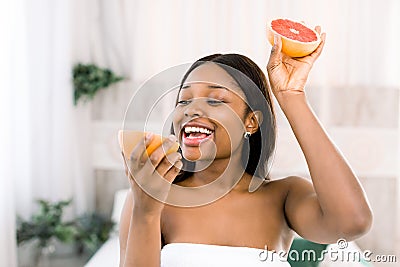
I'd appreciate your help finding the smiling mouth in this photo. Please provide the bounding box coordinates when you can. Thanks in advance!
[181,125,214,146]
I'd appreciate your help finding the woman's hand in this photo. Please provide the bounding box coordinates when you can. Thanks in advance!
[122,133,182,217]
[266,26,326,101]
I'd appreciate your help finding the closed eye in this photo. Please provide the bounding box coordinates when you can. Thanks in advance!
[177,99,226,105]
[177,100,191,105]
[207,99,225,105]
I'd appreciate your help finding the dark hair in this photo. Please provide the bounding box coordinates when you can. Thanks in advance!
[172,53,276,183]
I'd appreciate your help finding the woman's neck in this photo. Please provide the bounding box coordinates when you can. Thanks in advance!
[189,150,247,190]
[168,150,256,206]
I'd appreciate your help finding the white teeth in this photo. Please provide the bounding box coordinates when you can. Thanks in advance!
[184,126,212,135]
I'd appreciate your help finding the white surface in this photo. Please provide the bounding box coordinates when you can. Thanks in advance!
[84,189,128,267]
[84,236,120,267]
[111,189,129,227]
[161,243,290,267]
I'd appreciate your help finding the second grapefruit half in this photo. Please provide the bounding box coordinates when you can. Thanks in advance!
[267,18,321,57]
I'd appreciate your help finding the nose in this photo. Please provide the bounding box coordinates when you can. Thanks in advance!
[183,99,205,118]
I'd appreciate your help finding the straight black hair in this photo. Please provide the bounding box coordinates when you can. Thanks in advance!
[172,53,277,183]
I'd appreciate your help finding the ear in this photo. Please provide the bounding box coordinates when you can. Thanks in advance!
[244,110,263,134]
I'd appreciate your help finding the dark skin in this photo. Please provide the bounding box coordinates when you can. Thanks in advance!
[119,27,373,267]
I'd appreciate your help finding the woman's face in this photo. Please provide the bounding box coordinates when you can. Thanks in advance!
[173,63,249,162]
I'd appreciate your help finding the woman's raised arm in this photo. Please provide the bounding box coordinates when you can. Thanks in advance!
[266,28,373,243]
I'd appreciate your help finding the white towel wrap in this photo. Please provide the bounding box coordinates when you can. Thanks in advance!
[161,243,291,267]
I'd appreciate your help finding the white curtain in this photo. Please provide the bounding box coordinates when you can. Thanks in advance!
[1,0,93,266]
[1,1,27,266]
[16,0,93,216]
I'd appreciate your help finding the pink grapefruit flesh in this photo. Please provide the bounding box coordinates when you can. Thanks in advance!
[267,18,321,57]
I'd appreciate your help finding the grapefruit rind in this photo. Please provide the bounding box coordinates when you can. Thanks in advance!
[267,19,321,57]
[118,130,180,160]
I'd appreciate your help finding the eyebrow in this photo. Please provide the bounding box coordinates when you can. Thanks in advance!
[181,84,228,90]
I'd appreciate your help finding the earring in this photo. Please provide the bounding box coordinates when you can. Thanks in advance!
[244,131,251,139]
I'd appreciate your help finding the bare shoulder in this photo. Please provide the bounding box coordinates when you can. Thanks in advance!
[271,175,312,184]
[260,175,313,194]
[283,176,314,194]
[255,176,315,210]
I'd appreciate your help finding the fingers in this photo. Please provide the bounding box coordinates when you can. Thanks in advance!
[272,34,282,53]
[156,152,182,177]
[141,135,178,174]
[128,133,153,172]
[309,32,326,60]
[315,25,321,35]
[164,160,183,183]
[121,152,129,177]
[267,34,283,72]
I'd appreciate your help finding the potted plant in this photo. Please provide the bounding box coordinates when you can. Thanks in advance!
[74,212,115,256]
[72,63,124,106]
[16,199,76,265]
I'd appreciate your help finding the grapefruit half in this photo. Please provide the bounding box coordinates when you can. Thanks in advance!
[267,18,321,57]
[118,130,180,160]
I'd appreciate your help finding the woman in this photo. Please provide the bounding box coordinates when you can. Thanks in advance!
[119,28,373,266]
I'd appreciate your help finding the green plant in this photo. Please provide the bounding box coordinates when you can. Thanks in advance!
[17,199,116,257]
[72,63,124,106]
[16,199,76,249]
[74,213,115,255]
